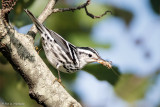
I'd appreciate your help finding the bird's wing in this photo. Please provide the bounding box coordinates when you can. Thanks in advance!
[25,9,79,65]
[48,30,78,64]
[24,9,46,34]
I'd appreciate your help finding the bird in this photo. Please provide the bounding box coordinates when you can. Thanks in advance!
[24,9,112,82]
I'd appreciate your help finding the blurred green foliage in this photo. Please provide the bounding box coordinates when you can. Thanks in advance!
[0,0,159,107]
[150,0,160,14]
[83,64,120,85]
[113,8,133,26]
[115,74,150,102]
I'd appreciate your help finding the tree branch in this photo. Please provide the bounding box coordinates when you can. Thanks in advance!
[52,0,111,19]
[52,0,90,13]
[84,7,112,19]
[29,0,111,37]
[0,10,81,107]
[0,0,82,106]
[1,0,17,25]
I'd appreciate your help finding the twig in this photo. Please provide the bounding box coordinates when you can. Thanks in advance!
[84,6,112,19]
[52,0,90,13]
[52,0,111,19]
[29,0,111,36]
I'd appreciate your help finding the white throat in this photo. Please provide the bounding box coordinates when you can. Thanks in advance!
[77,48,94,69]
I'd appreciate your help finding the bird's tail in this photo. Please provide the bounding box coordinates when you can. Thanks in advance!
[24,9,45,33]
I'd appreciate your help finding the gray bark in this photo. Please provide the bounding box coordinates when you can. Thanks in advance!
[0,6,81,107]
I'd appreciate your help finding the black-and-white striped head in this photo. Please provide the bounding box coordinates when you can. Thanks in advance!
[77,47,103,67]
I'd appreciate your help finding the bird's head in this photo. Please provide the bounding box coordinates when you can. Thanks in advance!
[77,47,112,68]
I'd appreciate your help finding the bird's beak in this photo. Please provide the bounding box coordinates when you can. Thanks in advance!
[93,58,112,69]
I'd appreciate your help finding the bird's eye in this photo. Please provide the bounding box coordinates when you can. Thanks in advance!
[88,54,92,57]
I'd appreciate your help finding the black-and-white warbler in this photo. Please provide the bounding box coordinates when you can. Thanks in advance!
[24,9,112,82]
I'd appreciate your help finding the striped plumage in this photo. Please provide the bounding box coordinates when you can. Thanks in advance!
[24,9,110,81]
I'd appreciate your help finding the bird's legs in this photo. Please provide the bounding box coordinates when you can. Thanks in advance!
[53,70,64,87]
[57,70,62,83]
[53,64,65,87]
[54,64,62,83]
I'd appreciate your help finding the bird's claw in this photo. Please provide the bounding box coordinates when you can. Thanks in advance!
[35,46,42,54]
[53,78,65,87]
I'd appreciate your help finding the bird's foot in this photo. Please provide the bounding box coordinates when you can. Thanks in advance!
[56,78,62,83]
[35,46,42,54]
[53,78,65,88]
